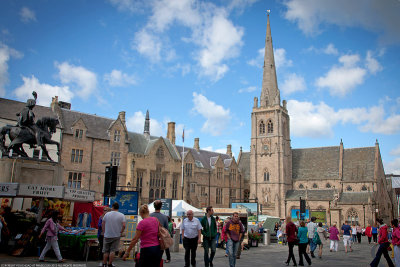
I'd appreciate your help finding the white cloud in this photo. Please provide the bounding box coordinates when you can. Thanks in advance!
[390,145,400,156]
[288,99,400,138]
[385,158,400,174]
[55,62,97,99]
[247,48,264,67]
[283,0,400,44]
[281,73,306,95]
[0,43,23,96]
[274,48,293,69]
[132,0,245,81]
[323,43,338,55]
[20,7,37,23]
[365,50,383,74]
[238,86,257,93]
[192,92,231,136]
[126,111,164,137]
[14,75,73,106]
[104,69,137,87]
[315,54,367,97]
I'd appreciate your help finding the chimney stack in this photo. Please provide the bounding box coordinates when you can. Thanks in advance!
[227,144,232,157]
[167,122,176,145]
[194,138,200,151]
[51,96,59,112]
[119,111,126,124]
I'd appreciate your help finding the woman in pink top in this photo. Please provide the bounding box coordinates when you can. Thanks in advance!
[38,210,70,263]
[391,219,400,266]
[328,222,340,252]
[123,204,161,266]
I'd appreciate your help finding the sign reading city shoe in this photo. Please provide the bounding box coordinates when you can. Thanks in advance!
[0,183,18,196]
[64,188,95,202]
[18,184,64,198]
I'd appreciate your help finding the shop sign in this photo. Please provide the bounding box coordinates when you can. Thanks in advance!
[18,184,64,198]
[0,183,18,196]
[64,188,95,202]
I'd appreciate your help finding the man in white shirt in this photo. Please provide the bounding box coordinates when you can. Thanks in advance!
[307,217,317,258]
[181,210,202,267]
[102,202,126,267]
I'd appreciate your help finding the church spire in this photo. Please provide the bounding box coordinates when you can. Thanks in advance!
[260,13,280,108]
[144,110,150,138]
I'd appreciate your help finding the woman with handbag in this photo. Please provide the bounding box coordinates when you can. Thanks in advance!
[123,204,162,266]
[316,222,328,258]
[38,210,70,263]
[285,216,298,266]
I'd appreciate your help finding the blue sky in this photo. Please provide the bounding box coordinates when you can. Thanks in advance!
[1,0,400,174]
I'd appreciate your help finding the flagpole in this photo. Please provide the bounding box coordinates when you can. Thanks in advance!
[181,128,185,200]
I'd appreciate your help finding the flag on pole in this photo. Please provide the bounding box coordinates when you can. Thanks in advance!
[182,128,185,142]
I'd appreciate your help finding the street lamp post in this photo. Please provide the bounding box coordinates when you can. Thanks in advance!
[208,170,211,206]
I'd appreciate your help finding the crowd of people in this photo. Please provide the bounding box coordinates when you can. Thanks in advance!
[276,216,400,267]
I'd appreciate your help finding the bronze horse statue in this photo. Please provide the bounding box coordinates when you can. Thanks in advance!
[0,117,60,161]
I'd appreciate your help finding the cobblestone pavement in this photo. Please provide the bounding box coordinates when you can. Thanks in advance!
[0,239,391,267]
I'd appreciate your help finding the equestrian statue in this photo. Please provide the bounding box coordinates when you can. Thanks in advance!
[0,91,60,161]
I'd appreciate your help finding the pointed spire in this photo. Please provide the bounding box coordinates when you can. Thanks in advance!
[260,13,280,108]
[144,110,150,138]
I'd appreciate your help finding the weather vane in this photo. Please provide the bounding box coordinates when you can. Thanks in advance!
[266,9,271,16]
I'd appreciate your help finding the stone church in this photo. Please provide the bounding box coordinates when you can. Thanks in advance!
[241,15,394,225]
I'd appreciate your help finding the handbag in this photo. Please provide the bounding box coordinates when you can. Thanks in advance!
[158,222,174,250]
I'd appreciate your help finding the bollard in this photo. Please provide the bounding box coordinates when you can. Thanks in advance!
[263,229,270,245]
[171,229,180,252]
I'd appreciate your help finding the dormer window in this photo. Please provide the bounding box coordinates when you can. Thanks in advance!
[75,129,83,139]
[114,130,121,142]
[156,146,164,158]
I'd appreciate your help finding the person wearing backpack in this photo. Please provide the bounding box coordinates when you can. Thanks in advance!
[316,222,328,259]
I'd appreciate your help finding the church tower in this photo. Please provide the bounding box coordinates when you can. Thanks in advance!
[250,14,292,218]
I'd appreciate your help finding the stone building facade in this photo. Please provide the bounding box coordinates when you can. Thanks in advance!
[245,15,394,225]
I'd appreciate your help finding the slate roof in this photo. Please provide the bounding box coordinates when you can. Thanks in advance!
[292,146,340,180]
[238,152,250,181]
[128,132,181,160]
[338,192,373,204]
[60,108,115,140]
[0,98,57,122]
[342,147,375,181]
[176,146,231,170]
[285,189,336,201]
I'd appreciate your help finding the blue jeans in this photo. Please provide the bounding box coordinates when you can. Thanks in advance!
[227,239,240,267]
[203,237,216,267]
[215,232,220,247]
[308,238,316,253]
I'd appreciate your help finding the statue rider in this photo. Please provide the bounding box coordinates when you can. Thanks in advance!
[16,91,43,147]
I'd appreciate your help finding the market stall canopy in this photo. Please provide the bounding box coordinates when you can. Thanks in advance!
[259,215,281,232]
[147,200,202,217]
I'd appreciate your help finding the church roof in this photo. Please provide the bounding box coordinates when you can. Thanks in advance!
[285,189,336,201]
[0,98,57,122]
[128,132,181,160]
[292,146,340,180]
[338,192,373,204]
[175,146,231,170]
[342,147,375,181]
[238,152,251,181]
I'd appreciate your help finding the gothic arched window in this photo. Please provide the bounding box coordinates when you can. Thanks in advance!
[313,183,318,188]
[326,183,331,188]
[299,184,304,189]
[155,189,160,199]
[361,185,368,191]
[161,189,165,198]
[259,120,265,134]
[149,189,154,203]
[346,208,359,225]
[267,119,273,133]
[264,169,270,182]
[244,190,250,201]
[347,185,352,191]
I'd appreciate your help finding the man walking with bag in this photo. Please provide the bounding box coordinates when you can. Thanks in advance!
[307,217,318,258]
[201,206,217,267]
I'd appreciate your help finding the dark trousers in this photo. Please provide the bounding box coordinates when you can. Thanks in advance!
[370,242,394,267]
[203,237,216,267]
[368,236,372,243]
[298,243,311,266]
[286,241,297,265]
[357,233,362,243]
[139,245,162,267]
[373,233,378,243]
[98,235,104,260]
[165,248,170,261]
[183,236,198,267]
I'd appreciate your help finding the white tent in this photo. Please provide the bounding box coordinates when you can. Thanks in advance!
[147,200,203,217]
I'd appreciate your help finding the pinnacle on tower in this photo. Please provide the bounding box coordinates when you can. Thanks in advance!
[144,110,150,138]
[260,13,280,108]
